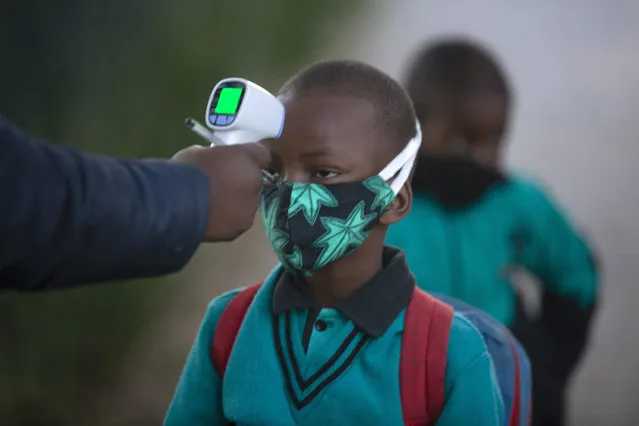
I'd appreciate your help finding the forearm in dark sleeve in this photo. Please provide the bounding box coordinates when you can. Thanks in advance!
[0,116,210,290]
[540,287,597,378]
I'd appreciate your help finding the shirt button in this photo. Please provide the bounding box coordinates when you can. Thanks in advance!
[315,319,328,332]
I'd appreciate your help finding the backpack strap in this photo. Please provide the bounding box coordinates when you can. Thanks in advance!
[401,288,454,426]
[211,283,262,377]
[506,335,522,426]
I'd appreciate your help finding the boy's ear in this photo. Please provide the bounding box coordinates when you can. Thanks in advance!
[379,182,412,226]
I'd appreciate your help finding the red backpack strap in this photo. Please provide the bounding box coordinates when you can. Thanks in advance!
[211,283,262,377]
[401,288,454,426]
[506,335,522,426]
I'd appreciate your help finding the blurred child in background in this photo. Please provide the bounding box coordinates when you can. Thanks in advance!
[387,37,599,426]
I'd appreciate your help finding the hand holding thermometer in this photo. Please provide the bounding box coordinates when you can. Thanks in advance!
[185,78,285,181]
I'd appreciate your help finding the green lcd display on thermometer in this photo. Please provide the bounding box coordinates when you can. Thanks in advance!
[206,82,247,127]
[214,87,244,115]
[185,77,285,147]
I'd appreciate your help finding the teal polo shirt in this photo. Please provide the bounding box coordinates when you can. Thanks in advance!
[165,247,504,425]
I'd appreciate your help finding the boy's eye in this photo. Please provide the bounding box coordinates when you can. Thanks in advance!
[312,170,339,180]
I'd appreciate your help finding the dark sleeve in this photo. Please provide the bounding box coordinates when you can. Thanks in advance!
[0,116,210,291]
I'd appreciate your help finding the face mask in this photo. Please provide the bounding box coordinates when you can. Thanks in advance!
[411,154,506,209]
[260,122,422,276]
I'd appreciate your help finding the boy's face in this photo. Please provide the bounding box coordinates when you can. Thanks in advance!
[259,92,412,275]
[410,88,508,208]
[417,89,507,170]
[261,94,393,184]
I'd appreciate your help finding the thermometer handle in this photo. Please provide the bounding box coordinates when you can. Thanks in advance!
[184,117,274,182]
[184,117,227,146]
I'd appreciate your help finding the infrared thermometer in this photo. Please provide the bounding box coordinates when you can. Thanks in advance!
[185,78,285,146]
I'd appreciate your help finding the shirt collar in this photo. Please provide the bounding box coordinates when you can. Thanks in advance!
[271,246,415,337]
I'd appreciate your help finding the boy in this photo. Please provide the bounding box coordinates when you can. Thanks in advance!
[165,60,504,425]
[387,38,598,426]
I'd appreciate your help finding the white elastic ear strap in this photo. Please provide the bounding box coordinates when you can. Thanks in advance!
[378,120,422,194]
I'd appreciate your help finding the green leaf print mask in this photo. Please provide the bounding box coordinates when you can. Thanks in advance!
[260,121,422,276]
[260,176,395,275]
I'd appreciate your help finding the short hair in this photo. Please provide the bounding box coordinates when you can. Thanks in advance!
[278,60,416,149]
[404,38,511,124]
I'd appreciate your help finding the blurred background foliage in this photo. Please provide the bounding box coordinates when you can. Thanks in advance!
[0,1,358,424]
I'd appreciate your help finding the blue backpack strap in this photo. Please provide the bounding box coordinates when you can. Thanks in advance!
[434,294,532,425]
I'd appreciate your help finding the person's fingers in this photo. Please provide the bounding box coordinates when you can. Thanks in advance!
[241,142,272,169]
[171,144,205,160]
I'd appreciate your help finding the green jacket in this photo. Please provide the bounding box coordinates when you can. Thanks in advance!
[386,176,598,327]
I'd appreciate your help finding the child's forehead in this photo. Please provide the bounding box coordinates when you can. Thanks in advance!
[278,94,378,144]
[263,93,397,172]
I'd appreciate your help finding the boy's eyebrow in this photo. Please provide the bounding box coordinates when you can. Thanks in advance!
[300,147,342,158]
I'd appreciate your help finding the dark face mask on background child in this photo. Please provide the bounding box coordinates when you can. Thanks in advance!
[411,152,506,209]
[411,89,509,209]
[261,123,421,276]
